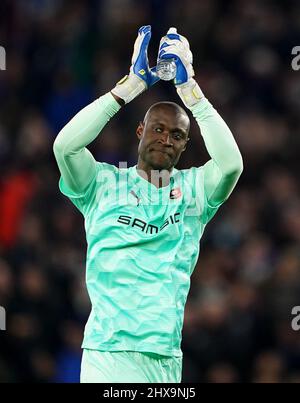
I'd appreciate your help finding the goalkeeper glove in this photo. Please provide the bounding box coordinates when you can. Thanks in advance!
[111,25,159,104]
[158,27,204,108]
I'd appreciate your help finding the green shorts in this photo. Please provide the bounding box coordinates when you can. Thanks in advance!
[80,349,182,383]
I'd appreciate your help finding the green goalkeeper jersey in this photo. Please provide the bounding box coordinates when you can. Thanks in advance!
[59,162,219,357]
[54,92,243,358]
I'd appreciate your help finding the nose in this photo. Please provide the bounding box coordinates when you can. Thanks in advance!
[158,131,173,146]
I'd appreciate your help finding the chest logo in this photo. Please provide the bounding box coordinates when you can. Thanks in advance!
[170,187,182,199]
[129,190,141,206]
[117,212,181,234]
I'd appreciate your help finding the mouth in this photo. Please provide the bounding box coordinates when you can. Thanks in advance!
[150,148,172,157]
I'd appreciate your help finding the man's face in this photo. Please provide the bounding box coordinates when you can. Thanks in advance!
[136,106,190,171]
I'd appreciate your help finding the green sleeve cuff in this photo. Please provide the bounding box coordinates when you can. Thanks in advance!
[190,98,214,118]
[99,92,122,116]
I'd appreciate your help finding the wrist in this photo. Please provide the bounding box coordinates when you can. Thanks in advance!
[111,92,125,107]
[111,74,147,104]
[176,78,205,108]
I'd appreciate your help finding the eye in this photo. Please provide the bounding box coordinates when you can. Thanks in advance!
[154,127,163,133]
[172,132,184,141]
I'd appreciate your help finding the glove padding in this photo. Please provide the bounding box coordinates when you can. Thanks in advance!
[158,27,204,108]
[158,27,194,86]
[112,25,159,104]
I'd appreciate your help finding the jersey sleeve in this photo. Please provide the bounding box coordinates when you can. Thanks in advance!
[58,162,116,216]
[53,92,121,197]
[190,98,243,209]
[185,165,224,225]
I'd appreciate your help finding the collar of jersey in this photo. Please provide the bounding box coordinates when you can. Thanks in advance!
[130,165,177,193]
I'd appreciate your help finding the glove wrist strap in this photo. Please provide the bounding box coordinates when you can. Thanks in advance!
[176,78,205,108]
[111,74,147,104]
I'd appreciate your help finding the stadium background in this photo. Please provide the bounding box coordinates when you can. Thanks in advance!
[0,0,300,382]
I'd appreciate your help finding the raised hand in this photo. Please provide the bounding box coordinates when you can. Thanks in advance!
[111,25,159,104]
[158,27,194,86]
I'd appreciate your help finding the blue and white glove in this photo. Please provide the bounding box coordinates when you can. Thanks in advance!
[158,28,204,108]
[158,27,194,85]
[112,25,159,104]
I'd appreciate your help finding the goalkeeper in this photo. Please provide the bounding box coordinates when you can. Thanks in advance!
[53,26,243,383]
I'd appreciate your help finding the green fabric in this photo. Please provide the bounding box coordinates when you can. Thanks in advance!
[53,92,121,195]
[190,99,243,207]
[59,161,213,356]
[53,92,243,358]
[80,349,182,383]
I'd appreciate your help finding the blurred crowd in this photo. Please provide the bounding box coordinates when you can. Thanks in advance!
[0,0,300,382]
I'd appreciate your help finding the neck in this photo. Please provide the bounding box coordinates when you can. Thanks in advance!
[137,159,172,188]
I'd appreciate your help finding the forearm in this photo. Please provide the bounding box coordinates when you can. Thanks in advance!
[158,28,243,205]
[53,25,157,194]
[191,98,243,175]
[191,96,243,205]
[111,92,125,106]
[53,92,121,193]
[177,78,243,204]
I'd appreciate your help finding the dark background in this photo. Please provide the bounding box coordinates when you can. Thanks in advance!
[0,0,300,382]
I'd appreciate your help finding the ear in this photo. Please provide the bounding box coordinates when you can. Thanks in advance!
[136,122,144,140]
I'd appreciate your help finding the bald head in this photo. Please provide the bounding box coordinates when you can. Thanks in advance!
[136,100,190,171]
[143,101,190,132]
